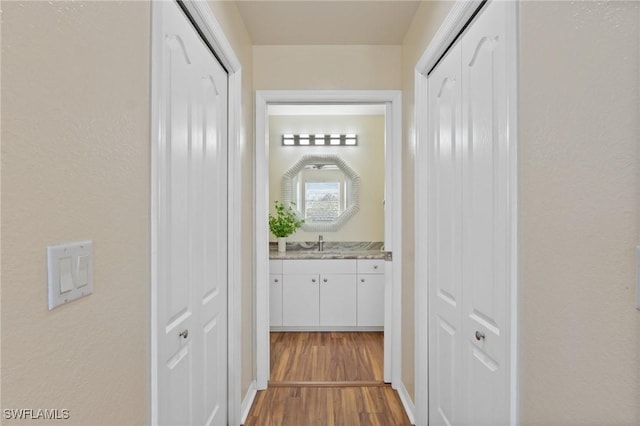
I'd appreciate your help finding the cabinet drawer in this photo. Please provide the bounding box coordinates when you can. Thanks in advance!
[269,259,283,274]
[283,259,356,274]
[357,259,385,274]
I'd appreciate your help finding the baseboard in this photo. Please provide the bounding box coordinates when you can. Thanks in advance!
[240,380,257,425]
[396,381,416,425]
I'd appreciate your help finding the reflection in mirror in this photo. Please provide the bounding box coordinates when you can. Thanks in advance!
[283,155,360,232]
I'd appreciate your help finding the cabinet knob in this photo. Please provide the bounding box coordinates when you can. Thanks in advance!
[360,278,365,283]
[323,278,328,283]
[274,278,279,283]
[311,278,316,283]
[373,265,379,270]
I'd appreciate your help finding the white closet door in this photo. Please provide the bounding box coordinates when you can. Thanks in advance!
[156,1,228,425]
[461,1,511,424]
[427,40,464,426]
[427,1,513,424]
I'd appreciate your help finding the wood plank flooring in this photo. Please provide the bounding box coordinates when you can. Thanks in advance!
[243,386,412,426]
[244,332,411,425]
[270,332,384,383]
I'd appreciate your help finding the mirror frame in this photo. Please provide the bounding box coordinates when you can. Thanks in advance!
[282,154,360,232]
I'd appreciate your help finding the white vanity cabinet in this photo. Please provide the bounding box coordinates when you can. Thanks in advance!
[269,260,283,327]
[357,259,385,327]
[270,258,383,330]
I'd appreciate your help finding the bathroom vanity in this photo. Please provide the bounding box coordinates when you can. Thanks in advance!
[269,243,386,331]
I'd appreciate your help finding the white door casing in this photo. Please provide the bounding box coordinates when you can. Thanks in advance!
[419,1,518,425]
[254,91,402,389]
[152,2,228,425]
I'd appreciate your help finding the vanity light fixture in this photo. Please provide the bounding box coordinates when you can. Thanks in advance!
[282,133,358,146]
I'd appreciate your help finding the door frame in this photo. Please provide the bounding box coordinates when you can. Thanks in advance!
[413,1,519,425]
[150,1,243,425]
[254,90,403,389]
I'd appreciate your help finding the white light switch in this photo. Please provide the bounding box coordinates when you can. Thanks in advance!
[76,255,89,288]
[59,257,74,293]
[636,246,640,311]
[47,241,93,310]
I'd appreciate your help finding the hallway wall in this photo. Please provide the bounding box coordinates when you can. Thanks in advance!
[2,2,151,424]
[253,45,402,90]
[518,2,640,424]
[1,1,255,424]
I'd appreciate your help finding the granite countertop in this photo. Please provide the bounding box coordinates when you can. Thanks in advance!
[269,241,387,260]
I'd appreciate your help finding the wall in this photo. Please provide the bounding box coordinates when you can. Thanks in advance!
[269,115,385,242]
[253,45,402,90]
[518,1,640,424]
[2,1,255,424]
[1,2,151,424]
[206,0,255,404]
[400,0,455,401]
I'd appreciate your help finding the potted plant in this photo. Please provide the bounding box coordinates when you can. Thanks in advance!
[269,201,304,252]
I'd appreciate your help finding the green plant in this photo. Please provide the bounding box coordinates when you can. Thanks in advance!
[269,201,304,238]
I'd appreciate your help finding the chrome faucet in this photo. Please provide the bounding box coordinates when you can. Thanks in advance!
[318,235,324,252]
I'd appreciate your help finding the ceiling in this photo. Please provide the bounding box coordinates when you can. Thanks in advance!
[235,1,422,45]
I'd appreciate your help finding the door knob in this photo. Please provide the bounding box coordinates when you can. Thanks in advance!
[179,329,189,339]
[475,331,485,341]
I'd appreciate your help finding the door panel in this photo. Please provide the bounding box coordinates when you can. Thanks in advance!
[428,39,463,426]
[156,1,228,425]
[283,274,319,326]
[427,1,512,424]
[461,2,509,423]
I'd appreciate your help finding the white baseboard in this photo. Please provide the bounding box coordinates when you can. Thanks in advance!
[240,380,257,425]
[396,381,416,425]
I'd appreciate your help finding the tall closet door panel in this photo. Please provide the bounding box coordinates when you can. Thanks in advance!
[461,1,511,424]
[427,39,464,426]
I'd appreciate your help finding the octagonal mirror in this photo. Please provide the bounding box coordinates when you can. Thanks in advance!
[282,154,360,232]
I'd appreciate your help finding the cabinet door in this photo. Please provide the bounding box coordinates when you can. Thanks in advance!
[357,274,385,327]
[282,274,319,326]
[269,274,283,327]
[320,274,356,327]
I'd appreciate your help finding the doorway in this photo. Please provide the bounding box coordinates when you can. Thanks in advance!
[254,91,403,391]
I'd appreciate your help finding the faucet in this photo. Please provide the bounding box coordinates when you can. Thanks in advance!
[318,235,324,252]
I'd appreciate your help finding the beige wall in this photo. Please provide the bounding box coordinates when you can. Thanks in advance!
[2,2,151,424]
[206,0,255,402]
[269,115,385,242]
[253,45,402,90]
[400,0,455,401]
[518,1,640,424]
[1,1,255,423]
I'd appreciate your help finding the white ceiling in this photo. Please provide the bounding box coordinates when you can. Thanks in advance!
[235,1,422,45]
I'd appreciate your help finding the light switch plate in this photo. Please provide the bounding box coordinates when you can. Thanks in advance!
[47,241,93,310]
[637,246,640,311]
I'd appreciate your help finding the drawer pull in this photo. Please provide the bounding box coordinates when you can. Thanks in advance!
[373,265,379,270]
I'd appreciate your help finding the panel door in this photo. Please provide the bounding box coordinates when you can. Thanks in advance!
[270,274,283,327]
[357,274,385,327]
[461,1,511,424]
[156,1,228,425]
[282,274,319,326]
[320,274,357,327]
[427,38,464,426]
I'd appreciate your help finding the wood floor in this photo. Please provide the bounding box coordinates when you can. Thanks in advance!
[270,332,384,384]
[243,332,412,425]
